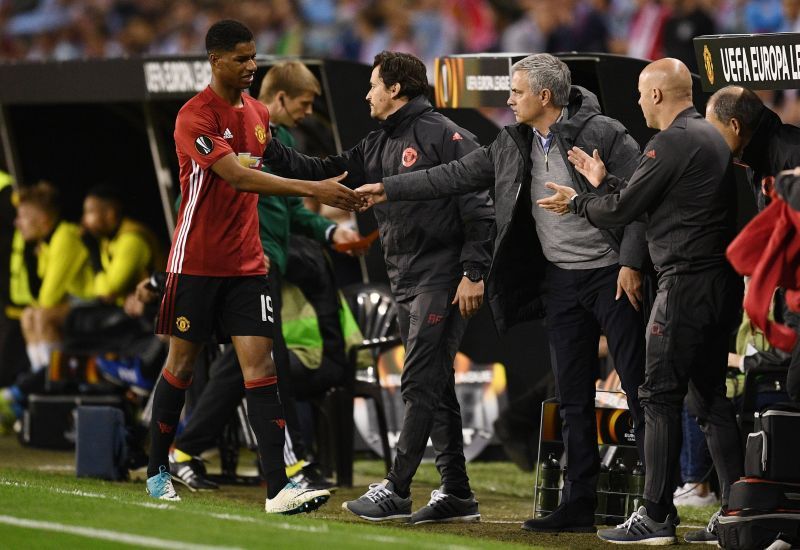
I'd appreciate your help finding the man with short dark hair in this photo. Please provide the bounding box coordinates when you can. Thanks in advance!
[145,19,359,513]
[706,85,800,211]
[263,50,494,524]
[356,52,649,534]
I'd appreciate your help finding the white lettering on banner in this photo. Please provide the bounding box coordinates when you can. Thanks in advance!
[465,74,510,91]
[144,61,211,94]
[719,44,800,84]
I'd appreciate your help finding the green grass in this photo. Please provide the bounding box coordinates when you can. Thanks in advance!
[0,436,718,549]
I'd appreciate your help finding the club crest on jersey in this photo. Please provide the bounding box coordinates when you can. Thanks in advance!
[195,136,213,155]
[176,316,190,332]
[255,124,267,145]
[402,147,418,168]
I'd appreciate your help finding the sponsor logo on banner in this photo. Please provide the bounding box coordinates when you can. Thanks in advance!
[703,45,715,85]
[143,61,211,94]
[694,33,800,91]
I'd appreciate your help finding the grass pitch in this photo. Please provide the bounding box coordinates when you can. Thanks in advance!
[0,437,716,549]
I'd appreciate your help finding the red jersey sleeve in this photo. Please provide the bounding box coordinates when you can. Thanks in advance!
[174,107,233,170]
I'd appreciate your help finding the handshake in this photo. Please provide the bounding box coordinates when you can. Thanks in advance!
[312,171,387,212]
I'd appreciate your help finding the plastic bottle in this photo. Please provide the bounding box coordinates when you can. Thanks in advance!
[596,463,609,519]
[537,453,561,517]
[627,460,646,515]
[607,457,628,523]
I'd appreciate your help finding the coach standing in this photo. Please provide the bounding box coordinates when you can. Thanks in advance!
[263,51,493,524]
[538,58,744,545]
[356,53,649,533]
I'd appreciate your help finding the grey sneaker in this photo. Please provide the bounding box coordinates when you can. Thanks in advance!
[684,509,720,544]
[596,506,677,545]
[410,488,481,525]
[342,482,412,522]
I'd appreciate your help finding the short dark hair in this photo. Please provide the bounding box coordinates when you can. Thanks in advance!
[18,181,60,218]
[86,184,124,213]
[205,20,253,54]
[372,51,428,100]
[709,85,764,135]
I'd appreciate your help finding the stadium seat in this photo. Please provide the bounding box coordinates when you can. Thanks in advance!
[316,283,400,487]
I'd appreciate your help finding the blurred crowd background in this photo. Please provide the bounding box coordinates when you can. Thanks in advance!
[2,0,800,123]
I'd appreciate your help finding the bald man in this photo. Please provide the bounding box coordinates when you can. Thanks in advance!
[537,59,744,545]
[706,85,800,211]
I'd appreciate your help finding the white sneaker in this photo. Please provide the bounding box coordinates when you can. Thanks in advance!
[264,481,330,515]
[146,465,181,502]
[673,483,718,507]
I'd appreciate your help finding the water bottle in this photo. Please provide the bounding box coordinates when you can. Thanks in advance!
[626,460,646,516]
[607,457,628,523]
[596,463,609,519]
[537,453,561,517]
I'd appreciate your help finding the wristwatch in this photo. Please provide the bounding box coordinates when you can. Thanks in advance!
[463,268,483,283]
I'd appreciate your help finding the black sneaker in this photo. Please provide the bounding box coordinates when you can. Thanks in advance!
[410,488,481,525]
[342,482,412,522]
[684,509,719,544]
[290,463,337,492]
[169,455,219,492]
[597,506,677,545]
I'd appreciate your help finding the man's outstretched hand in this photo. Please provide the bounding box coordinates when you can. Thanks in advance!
[567,147,606,188]
[312,172,361,211]
[537,182,577,215]
[355,183,387,211]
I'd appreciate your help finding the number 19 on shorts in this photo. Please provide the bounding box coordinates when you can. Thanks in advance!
[260,294,274,323]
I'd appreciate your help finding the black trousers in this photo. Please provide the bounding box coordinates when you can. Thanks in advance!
[543,263,647,504]
[640,266,744,510]
[385,288,470,496]
[176,270,308,464]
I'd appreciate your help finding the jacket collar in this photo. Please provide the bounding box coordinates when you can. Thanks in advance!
[379,95,433,138]
[666,106,699,130]
[550,86,602,140]
[741,106,781,172]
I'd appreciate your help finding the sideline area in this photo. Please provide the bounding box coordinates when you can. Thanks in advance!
[0,438,716,549]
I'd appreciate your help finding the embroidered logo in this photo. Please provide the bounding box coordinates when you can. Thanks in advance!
[427,313,444,326]
[195,136,213,155]
[176,316,190,332]
[272,419,286,429]
[650,322,664,336]
[645,149,656,159]
[255,124,267,145]
[157,421,174,434]
[452,132,463,141]
[402,147,418,168]
[223,128,233,140]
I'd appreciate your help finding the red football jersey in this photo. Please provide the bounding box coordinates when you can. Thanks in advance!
[168,86,270,276]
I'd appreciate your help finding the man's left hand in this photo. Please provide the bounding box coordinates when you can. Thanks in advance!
[537,182,577,215]
[616,266,642,311]
[452,277,484,319]
[331,225,366,256]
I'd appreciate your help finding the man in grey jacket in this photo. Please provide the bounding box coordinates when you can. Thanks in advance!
[262,51,493,524]
[358,53,649,533]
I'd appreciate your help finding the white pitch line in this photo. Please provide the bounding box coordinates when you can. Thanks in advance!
[0,515,244,550]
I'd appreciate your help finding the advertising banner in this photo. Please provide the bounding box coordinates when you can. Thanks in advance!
[694,33,800,91]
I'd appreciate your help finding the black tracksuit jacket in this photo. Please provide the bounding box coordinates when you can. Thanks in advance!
[263,96,494,301]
